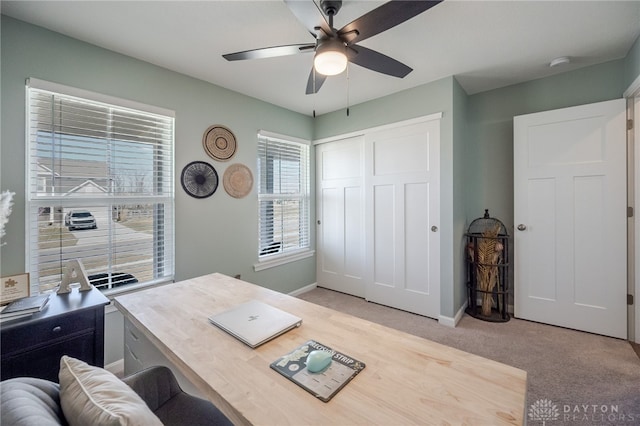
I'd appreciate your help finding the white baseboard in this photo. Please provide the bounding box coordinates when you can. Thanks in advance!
[288,282,317,297]
[438,301,468,328]
[292,284,470,329]
[105,358,124,377]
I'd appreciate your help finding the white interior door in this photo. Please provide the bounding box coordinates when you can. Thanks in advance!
[514,99,626,339]
[316,136,365,297]
[365,120,440,318]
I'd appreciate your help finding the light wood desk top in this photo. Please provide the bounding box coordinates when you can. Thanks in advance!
[114,273,526,425]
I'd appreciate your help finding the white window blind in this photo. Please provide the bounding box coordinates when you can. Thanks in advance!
[257,132,310,259]
[26,80,175,295]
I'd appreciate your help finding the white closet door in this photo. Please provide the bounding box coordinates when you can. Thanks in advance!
[316,136,366,297]
[514,99,626,338]
[365,120,440,318]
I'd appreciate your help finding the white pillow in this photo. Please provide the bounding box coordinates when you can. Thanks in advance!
[59,355,162,426]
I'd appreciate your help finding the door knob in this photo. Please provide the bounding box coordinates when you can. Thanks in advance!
[431,226,438,232]
[517,224,527,231]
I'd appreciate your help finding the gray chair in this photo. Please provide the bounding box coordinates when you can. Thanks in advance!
[0,366,233,426]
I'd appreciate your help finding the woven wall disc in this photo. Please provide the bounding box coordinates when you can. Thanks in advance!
[223,163,253,199]
[181,161,218,199]
[202,125,237,161]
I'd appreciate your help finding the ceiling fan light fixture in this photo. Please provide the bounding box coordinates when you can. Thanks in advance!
[314,39,347,76]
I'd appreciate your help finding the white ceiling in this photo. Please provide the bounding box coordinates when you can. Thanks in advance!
[2,1,639,116]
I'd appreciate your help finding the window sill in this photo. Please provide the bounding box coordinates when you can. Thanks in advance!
[254,249,315,272]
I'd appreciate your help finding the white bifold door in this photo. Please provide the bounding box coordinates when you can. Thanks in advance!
[317,118,440,319]
[514,99,627,339]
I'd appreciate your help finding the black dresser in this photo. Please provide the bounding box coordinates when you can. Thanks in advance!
[1,287,109,382]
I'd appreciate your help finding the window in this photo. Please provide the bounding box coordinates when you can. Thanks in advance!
[26,79,174,295]
[256,131,311,269]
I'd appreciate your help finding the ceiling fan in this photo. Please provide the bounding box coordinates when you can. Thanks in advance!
[223,0,442,95]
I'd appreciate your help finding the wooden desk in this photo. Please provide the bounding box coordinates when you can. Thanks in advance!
[114,273,526,425]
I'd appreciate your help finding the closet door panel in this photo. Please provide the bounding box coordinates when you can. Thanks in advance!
[320,186,343,274]
[316,136,365,297]
[373,184,396,287]
[316,117,440,319]
[344,186,364,278]
[366,120,440,318]
[405,182,430,293]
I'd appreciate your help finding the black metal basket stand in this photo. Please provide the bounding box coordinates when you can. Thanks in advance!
[465,209,510,322]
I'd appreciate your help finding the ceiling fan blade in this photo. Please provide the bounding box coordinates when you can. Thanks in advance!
[305,68,327,94]
[284,0,332,38]
[346,44,412,78]
[338,0,442,44]
[223,44,315,61]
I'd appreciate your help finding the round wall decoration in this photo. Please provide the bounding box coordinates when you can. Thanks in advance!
[181,161,218,199]
[223,163,253,199]
[202,125,237,161]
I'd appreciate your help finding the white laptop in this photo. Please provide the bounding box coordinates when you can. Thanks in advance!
[208,300,302,348]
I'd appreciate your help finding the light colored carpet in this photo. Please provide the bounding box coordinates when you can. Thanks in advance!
[297,287,640,425]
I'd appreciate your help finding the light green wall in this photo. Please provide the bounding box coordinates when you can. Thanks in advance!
[625,34,640,88]
[314,58,631,319]
[314,77,462,318]
[0,16,315,294]
[465,59,627,235]
[462,59,627,315]
[452,78,469,311]
[313,77,453,141]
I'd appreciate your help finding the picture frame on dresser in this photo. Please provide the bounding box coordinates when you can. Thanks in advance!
[1,273,30,305]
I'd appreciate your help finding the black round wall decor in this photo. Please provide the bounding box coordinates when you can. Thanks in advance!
[181,161,218,199]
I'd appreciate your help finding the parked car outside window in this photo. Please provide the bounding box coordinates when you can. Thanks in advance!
[64,209,97,231]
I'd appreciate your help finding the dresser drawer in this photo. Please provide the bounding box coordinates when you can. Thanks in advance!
[124,320,165,368]
[2,332,96,382]
[124,342,144,376]
[124,320,143,353]
[1,309,96,356]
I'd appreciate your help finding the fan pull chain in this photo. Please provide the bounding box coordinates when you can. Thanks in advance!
[312,68,316,117]
[346,62,350,117]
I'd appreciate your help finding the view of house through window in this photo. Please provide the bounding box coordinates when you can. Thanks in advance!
[257,132,310,260]
[26,80,175,294]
